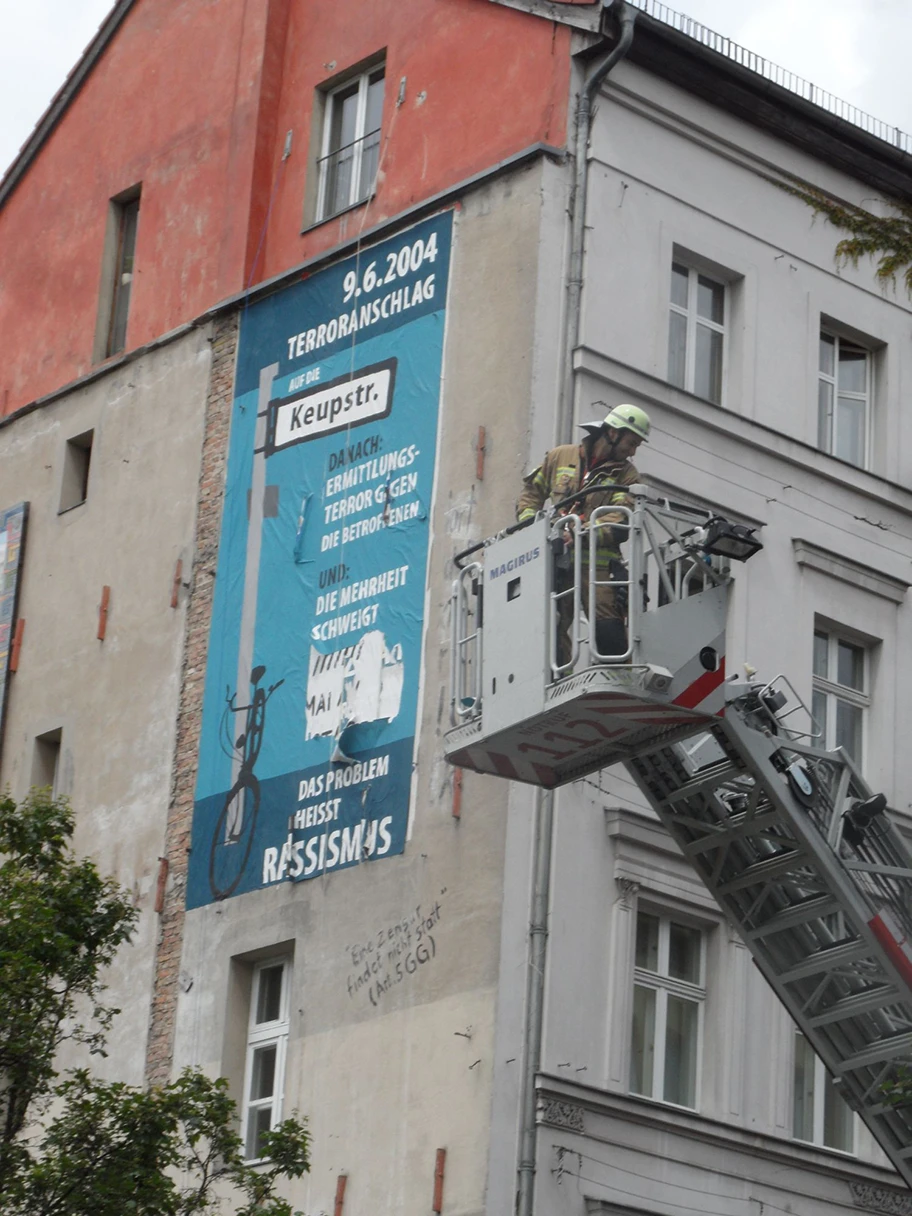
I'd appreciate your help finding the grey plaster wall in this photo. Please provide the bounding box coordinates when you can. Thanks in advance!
[524,57,912,1215]
[171,159,569,1216]
[0,327,212,1084]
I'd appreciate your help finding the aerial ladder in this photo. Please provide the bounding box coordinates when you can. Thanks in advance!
[444,488,912,1187]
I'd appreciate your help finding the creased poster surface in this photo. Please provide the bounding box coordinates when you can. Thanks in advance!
[187,212,453,907]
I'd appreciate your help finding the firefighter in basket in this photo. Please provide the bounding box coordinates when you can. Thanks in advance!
[515,403,650,666]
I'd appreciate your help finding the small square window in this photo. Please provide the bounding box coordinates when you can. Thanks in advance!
[59,430,94,513]
[316,62,385,222]
[31,727,61,794]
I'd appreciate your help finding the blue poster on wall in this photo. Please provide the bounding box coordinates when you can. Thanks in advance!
[187,210,453,907]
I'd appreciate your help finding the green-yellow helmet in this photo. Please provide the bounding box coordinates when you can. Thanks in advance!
[581,402,651,443]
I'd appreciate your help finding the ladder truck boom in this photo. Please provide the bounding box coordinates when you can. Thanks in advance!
[443,488,912,1187]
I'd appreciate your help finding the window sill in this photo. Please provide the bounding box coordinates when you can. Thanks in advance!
[57,500,87,517]
[791,1135,857,1158]
[300,193,376,237]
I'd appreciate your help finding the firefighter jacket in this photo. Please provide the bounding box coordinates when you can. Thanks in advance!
[516,442,639,564]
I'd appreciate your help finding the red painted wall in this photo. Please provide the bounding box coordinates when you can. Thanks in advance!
[256,0,571,282]
[0,0,570,416]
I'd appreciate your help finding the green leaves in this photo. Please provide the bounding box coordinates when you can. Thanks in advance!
[9,1068,309,1216]
[0,793,310,1215]
[783,178,912,295]
[0,790,137,1171]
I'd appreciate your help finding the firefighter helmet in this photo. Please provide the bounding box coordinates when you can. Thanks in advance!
[580,403,651,443]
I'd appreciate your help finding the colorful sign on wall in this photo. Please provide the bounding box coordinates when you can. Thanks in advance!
[0,502,28,769]
[187,211,453,907]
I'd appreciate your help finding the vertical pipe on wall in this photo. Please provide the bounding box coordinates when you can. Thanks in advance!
[97,585,111,641]
[516,786,554,1216]
[333,1174,347,1216]
[432,1147,446,1212]
[558,0,637,447]
[517,8,638,1216]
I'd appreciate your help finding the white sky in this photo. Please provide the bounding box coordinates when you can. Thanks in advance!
[2,0,911,178]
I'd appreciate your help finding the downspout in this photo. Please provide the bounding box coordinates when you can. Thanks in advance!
[516,8,637,1216]
[557,0,638,446]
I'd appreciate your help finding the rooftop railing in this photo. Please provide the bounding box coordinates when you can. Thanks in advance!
[628,0,912,155]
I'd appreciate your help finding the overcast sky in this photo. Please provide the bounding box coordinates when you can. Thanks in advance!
[2,0,912,178]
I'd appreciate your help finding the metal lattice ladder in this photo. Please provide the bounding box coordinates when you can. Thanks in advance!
[625,688,912,1186]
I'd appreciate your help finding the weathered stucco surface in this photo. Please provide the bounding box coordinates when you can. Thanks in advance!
[0,326,211,1082]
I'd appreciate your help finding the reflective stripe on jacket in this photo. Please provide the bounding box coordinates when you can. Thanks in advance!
[516,443,639,564]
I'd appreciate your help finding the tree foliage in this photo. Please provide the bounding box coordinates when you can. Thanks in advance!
[785,179,912,295]
[0,791,310,1215]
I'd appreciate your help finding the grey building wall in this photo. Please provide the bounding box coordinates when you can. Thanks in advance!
[498,54,912,1216]
[0,326,212,1082]
[169,158,570,1216]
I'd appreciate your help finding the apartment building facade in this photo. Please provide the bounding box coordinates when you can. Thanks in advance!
[2,1,912,1213]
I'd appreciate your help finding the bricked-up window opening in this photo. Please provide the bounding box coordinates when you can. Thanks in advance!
[630,910,705,1108]
[793,1031,855,1151]
[812,628,870,766]
[59,430,94,513]
[317,64,385,221]
[242,959,290,1160]
[818,330,872,469]
[31,727,61,794]
[107,194,140,356]
[668,261,726,405]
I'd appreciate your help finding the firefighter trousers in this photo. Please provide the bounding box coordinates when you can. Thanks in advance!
[554,559,627,667]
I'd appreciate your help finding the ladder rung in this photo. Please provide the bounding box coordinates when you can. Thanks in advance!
[840,1033,912,1075]
[744,895,842,940]
[716,850,810,894]
[682,809,783,857]
[807,986,905,1028]
[777,940,872,984]
[660,764,742,805]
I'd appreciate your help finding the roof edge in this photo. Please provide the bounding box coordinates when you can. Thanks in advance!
[0,0,137,211]
[624,12,912,200]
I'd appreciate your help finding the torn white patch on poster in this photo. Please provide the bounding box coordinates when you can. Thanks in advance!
[305,630,404,739]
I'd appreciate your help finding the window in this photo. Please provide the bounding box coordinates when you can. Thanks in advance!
[630,910,704,1108]
[31,728,61,793]
[793,1031,854,1151]
[812,629,869,764]
[107,194,140,356]
[818,331,871,468]
[668,261,725,405]
[242,959,290,1160]
[59,429,94,512]
[317,64,385,221]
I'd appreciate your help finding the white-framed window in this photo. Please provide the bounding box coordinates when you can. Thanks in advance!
[630,909,704,1108]
[242,958,291,1160]
[793,1031,855,1151]
[818,331,872,469]
[812,628,869,764]
[317,64,385,221]
[668,261,726,405]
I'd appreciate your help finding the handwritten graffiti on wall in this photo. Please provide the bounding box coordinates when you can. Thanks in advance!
[345,894,445,1008]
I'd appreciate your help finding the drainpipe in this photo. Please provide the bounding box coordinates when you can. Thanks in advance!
[516,785,554,1216]
[516,9,637,1216]
[558,0,638,446]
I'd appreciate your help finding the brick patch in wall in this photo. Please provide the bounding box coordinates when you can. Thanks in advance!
[144,313,239,1086]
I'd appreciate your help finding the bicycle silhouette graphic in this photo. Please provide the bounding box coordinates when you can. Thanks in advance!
[209,664,284,900]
